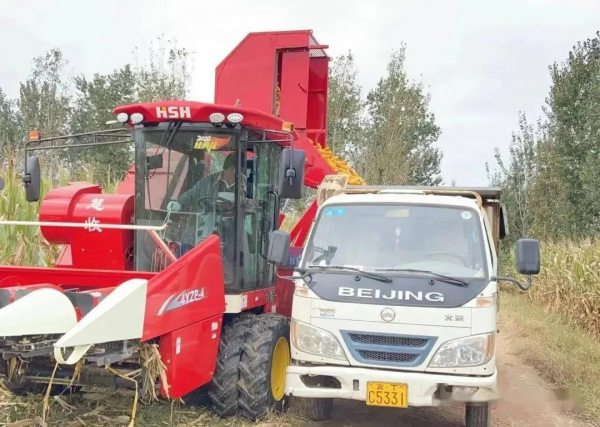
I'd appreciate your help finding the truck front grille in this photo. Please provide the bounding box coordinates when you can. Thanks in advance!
[349,334,427,347]
[340,331,437,368]
[358,350,419,363]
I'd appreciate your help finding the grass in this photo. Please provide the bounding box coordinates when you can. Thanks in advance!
[500,291,600,424]
[0,386,309,426]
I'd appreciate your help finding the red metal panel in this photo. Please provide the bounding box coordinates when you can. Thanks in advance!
[279,51,310,129]
[70,193,134,270]
[214,31,311,112]
[0,266,154,289]
[142,234,225,341]
[159,313,223,398]
[114,101,295,143]
[290,199,317,246]
[307,57,329,148]
[39,183,102,244]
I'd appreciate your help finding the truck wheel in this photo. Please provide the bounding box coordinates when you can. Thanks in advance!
[465,403,491,427]
[305,397,333,421]
[207,313,255,417]
[238,313,291,421]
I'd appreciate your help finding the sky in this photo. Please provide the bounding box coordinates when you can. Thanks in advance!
[1,0,599,185]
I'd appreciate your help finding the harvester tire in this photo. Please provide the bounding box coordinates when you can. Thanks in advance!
[207,313,256,417]
[238,313,290,421]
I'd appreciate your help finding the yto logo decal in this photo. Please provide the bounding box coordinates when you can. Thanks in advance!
[158,288,205,315]
[156,106,191,119]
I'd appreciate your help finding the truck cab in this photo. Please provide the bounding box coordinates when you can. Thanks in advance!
[267,184,541,427]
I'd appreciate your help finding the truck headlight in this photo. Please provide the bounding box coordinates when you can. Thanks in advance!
[428,333,495,368]
[291,320,347,361]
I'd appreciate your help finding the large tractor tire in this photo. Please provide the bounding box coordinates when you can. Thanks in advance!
[238,313,291,421]
[207,313,255,417]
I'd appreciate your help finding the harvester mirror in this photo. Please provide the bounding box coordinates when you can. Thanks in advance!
[515,238,540,275]
[267,230,290,265]
[278,148,305,200]
[0,176,4,191]
[22,156,41,202]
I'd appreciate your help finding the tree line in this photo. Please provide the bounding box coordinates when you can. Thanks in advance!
[2,29,598,244]
[0,37,443,190]
[487,31,600,243]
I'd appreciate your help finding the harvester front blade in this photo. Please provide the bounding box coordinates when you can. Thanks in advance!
[54,278,148,365]
[0,288,78,336]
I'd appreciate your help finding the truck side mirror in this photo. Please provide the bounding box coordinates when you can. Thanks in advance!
[267,230,290,265]
[0,176,4,191]
[22,156,41,202]
[515,238,540,275]
[278,148,305,200]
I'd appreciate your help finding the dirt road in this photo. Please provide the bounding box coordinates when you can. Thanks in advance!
[300,324,592,427]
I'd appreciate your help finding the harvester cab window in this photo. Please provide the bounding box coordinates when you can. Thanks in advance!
[134,125,243,283]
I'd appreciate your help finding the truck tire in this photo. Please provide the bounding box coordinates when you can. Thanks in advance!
[465,403,491,427]
[238,313,291,421]
[305,397,333,421]
[207,313,255,417]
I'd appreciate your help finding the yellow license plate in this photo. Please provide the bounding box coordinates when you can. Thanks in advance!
[366,382,408,408]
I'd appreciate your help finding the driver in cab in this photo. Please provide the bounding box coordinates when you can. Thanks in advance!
[167,152,247,212]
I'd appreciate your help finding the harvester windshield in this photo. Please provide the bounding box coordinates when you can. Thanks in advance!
[133,122,282,290]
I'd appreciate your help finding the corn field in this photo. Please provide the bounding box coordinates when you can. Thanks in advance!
[503,240,600,339]
[0,158,122,266]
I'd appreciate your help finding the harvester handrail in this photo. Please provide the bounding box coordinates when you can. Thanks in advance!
[0,220,169,231]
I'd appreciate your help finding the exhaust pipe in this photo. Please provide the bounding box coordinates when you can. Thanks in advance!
[54,278,148,365]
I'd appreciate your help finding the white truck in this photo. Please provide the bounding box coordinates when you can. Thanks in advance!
[267,183,541,427]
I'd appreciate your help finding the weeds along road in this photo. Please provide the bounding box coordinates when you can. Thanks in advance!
[299,315,592,427]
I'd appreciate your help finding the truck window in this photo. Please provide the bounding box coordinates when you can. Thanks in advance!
[303,203,488,279]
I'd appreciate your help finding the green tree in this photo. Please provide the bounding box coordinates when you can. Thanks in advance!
[68,36,194,182]
[542,30,600,237]
[0,88,20,160]
[486,112,542,243]
[17,48,72,181]
[327,51,364,160]
[133,35,193,102]
[360,46,442,185]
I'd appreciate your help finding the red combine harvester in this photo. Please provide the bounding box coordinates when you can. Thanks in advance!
[0,30,363,420]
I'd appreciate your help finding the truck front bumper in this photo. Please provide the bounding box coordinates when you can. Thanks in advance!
[285,364,499,406]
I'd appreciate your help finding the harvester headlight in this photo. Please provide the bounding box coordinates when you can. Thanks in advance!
[291,319,347,361]
[209,112,225,124]
[130,113,144,124]
[227,113,243,124]
[428,333,495,368]
[116,112,129,123]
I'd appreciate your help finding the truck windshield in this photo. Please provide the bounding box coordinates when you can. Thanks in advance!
[133,124,241,279]
[302,203,488,278]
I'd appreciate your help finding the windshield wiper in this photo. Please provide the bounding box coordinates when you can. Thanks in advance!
[306,265,392,283]
[374,268,469,287]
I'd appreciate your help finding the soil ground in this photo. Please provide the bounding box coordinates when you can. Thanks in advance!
[303,324,591,427]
